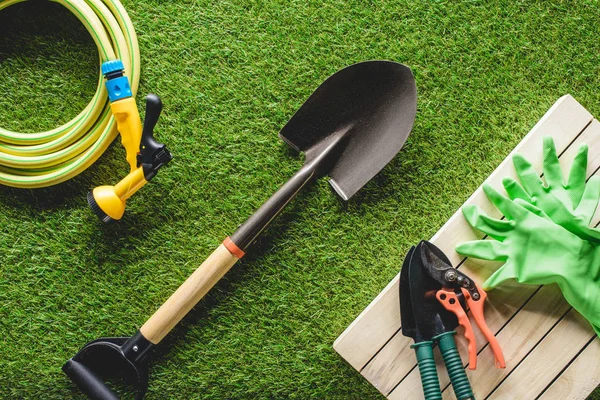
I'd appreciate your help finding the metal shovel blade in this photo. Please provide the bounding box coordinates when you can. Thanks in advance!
[279,61,417,200]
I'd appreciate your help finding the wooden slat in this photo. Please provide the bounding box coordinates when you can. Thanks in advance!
[488,309,595,399]
[333,95,599,399]
[389,119,600,399]
[538,338,600,400]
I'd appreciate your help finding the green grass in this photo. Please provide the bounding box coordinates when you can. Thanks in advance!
[1,0,599,398]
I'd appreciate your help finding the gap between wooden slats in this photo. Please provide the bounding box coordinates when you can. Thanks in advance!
[487,310,595,399]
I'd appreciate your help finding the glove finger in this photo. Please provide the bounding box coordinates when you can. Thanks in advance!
[513,153,544,197]
[455,240,508,261]
[462,204,512,240]
[503,177,533,202]
[542,136,564,187]
[576,175,600,221]
[567,144,588,206]
[513,198,551,220]
[483,183,527,221]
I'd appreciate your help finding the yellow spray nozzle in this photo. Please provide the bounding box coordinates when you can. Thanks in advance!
[110,97,142,172]
[89,65,172,222]
[88,167,148,222]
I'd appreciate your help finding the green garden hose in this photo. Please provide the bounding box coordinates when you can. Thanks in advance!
[0,0,140,188]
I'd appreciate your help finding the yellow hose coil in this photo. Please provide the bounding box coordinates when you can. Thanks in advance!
[0,0,140,188]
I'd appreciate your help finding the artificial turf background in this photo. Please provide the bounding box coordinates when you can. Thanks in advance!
[1,0,599,398]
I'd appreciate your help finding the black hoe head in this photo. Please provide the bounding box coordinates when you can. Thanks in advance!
[279,61,417,200]
[63,336,149,400]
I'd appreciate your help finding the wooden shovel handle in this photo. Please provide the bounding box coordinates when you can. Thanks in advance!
[140,241,241,344]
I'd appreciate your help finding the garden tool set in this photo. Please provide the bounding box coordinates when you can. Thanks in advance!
[395,136,600,399]
[62,61,418,399]
[5,3,600,398]
[400,241,505,400]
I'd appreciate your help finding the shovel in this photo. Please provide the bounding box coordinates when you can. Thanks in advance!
[63,60,417,399]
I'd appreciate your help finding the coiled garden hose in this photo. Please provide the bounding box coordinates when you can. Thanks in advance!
[0,0,140,188]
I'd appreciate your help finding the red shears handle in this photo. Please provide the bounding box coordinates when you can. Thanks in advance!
[462,284,506,369]
[436,289,477,369]
[436,285,506,370]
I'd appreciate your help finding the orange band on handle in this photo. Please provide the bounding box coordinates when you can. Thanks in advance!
[223,237,245,259]
[436,289,477,370]
[463,285,506,369]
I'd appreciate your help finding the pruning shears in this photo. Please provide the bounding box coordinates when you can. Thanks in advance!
[421,243,506,370]
[399,241,505,400]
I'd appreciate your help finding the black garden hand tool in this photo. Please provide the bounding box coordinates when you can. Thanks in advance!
[400,241,475,400]
[420,241,506,370]
[64,61,417,399]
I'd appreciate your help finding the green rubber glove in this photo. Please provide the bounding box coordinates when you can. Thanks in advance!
[456,184,600,337]
[502,136,600,242]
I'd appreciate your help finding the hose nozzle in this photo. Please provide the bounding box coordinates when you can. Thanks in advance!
[89,61,172,222]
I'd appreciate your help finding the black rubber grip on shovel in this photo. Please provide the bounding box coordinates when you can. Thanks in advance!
[63,359,119,400]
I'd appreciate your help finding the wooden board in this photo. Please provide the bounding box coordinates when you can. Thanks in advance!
[539,338,600,400]
[333,95,600,399]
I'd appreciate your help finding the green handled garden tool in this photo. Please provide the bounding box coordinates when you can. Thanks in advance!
[63,60,418,399]
[400,241,475,400]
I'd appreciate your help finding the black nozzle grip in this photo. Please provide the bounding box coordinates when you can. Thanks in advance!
[138,94,172,180]
[141,94,162,141]
[63,359,119,400]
